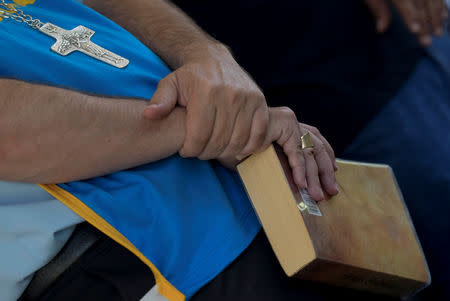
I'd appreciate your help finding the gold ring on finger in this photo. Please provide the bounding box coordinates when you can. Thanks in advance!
[301,132,314,150]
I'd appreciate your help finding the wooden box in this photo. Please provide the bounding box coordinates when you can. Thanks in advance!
[237,144,430,297]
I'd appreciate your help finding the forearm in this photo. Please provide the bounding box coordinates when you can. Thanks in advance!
[84,0,230,69]
[0,79,185,183]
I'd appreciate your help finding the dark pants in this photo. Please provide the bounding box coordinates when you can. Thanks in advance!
[33,227,400,301]
[30,228,155,301]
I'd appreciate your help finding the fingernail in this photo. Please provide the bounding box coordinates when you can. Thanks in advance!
[298,183,307,190]
[178,148,187,158]
[420,35,432,46]
[411,23,421,33]
[319,190,325,201]
[376,20,384,32]
[145,104,158,112]
[143,108,152,116]
[335,183,339,193]
[334,161,339,170]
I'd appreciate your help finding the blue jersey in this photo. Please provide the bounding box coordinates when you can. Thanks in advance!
[0,1,260,299]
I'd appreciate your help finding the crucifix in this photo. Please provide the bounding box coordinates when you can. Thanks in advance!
[39,23,129,69]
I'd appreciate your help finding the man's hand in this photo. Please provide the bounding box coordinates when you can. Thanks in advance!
[365,0,448,46]
[83,0,269,162]
[143,44,269,162]
[218,107,339,202]
[83,0,337,201]
[265,108,339,201]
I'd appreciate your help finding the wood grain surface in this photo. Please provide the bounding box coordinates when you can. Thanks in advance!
[238,144,430,297]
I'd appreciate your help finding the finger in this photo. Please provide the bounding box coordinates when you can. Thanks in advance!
[302,147,324,201]
[143,76,178,119]
[443,6,449,20]
[179,99,216,158]
[284,136,307,191]
[308,131,339,196]
[300,123,337,171]
[364,0,392,32]
[198,99,240,160]
[236,105,270,160]
[393,0,423,34]
[219,104,254,160]
[272,107,308,190]
[413,0,433,45]
[427,0,444,36]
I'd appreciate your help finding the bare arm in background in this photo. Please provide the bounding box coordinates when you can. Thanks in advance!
[365,0,448,46]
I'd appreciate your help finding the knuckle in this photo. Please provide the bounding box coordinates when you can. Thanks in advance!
[179,147,195,158]
[186,134,209,153]
[249,89,266,103]
[309,126,320,136]
[313,142,326,154]
[234,87,249,97]
[317,161,332,175]
[289,161,303,169]
[209,140,229,157]
[256,105,270,120]
[261,113,270,130]
[157,75,171,88]
[204,80,221,95]
[229,91,245,107]
[198,151,215,160]
[303,148,315,158]
[329,147,336,157]
[253,117,269,137]
[227,138,247,154]
[197,75,216,90]
[284,145,302,158]
[279,106,296,118]
[253,127,267,144]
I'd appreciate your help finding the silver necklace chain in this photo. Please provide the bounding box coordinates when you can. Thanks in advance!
[0,0,43,29]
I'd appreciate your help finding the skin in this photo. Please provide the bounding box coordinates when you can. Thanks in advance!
[0,79,337,199]
[84,0,340,200]
[0,79,186,183]
[83,0,271,163]
[364,0,448,46]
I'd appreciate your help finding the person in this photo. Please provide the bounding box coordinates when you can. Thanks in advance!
[166,0,450,300]
[0,0,446,297]
[84,0,450,300]
[0,0,338,300]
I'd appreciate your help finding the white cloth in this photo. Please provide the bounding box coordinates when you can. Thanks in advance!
[140,285,170,301]
[0,181,83,301]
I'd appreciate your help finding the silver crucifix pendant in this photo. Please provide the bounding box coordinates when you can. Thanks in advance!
[39,23,129,69]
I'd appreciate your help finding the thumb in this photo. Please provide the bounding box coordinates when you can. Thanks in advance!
[143,75,178,119]
[364,0,392,33]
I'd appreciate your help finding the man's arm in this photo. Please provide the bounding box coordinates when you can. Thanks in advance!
[0,79,185,183]
[84,0,270,164]
[0,79,337,200]
[84,0,223,70]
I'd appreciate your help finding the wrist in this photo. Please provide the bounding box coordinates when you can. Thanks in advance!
[139,106,186,157]
[175,40,232,68]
